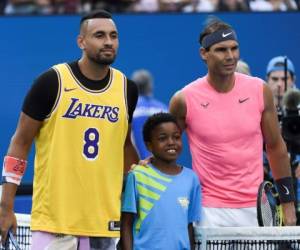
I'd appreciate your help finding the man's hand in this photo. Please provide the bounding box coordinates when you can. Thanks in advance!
[129,156,153,171]
[137,156,153,168]
[282,202,297,226]
[0,206,17,246]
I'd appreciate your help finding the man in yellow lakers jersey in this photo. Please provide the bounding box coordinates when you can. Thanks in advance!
[0,9,139,249]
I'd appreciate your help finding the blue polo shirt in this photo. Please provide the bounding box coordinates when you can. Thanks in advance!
[122,165,201,250]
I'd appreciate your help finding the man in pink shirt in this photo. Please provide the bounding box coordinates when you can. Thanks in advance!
[169,18,296,226]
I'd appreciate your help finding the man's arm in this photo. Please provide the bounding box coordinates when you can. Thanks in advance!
[261,84,297,226]
[124,125,139,174]
[169,90,187,131]
[120,212,134,250]
[0,112,42,243]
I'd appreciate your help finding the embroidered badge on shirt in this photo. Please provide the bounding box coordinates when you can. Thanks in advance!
[178,197,190,209]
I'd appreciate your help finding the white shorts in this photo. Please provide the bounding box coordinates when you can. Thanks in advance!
[198,207,258,227]
[31,231,118,250]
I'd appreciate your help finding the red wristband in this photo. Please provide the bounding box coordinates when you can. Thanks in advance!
[2,156,27,185]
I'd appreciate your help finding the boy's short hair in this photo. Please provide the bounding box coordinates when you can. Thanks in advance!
[143,112,179,143]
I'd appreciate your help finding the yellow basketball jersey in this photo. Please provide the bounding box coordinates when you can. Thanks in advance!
[31,63,128,237]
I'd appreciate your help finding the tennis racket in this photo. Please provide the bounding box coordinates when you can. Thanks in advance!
[4,229,21,250]
[257,181,283,227]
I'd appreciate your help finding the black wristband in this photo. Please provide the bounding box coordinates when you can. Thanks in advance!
[274,177,295,203]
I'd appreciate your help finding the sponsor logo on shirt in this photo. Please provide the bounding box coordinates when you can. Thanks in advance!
[238,97,250,103]
[201,102,210,108]
[64,87,77,92]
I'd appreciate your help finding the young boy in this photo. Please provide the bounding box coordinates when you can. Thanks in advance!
[121,112,201,250]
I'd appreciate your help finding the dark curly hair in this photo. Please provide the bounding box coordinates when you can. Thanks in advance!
[143,112,180,143]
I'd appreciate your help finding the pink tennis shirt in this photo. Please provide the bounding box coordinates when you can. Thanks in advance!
[182,73,264,208]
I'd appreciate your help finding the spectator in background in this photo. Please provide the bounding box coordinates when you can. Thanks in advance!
[4,0,40,14]
[4,0,80,14]
[132,0,191,12]
[159,0,192,11]
[266,56,296,108]
[0,0,7,14]
[183,0,251,12]
[53,0,80,14]
[265,56,300,222]
[131,69,168,159]
[250,0,298,11]
[283,90,300,194]
[169,17,296,227]
[263,56,296,184]
[81,0,137,13]
[183,0,216,12]
[236,59,251,75]
[217,0,249,11]
[131,0,160,12]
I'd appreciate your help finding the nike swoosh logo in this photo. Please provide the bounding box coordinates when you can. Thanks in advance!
[222,32,232,38]
[283,185,290,195]
[238,98,249,103]
[201,102,209,108]
[64,87,77,92]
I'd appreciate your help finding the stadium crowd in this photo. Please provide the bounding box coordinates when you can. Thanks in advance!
[1,0,299,15]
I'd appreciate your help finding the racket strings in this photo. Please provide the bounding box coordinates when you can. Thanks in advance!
[258,182,282,227]
[260,191,275,226]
